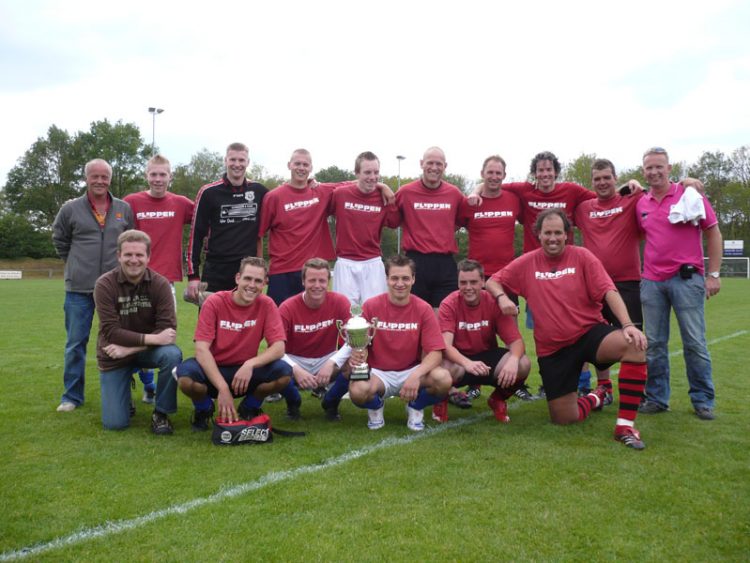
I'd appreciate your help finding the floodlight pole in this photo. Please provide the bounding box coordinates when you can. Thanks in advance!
[148,107,164,156]
[396,155,405,253]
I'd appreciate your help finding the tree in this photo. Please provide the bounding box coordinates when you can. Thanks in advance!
[2,125,79,228]
[0,212,55,258]
[315,166,355,183]
[171,148,225,199]
[562,153,597,188]
[688,151,733,220]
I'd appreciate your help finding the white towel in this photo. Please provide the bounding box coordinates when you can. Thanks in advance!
[668,186,706,226]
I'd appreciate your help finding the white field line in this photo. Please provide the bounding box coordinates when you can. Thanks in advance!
[1,412,492,561]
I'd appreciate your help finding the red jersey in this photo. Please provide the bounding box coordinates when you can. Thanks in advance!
[194,291,285,366]
[279,291,351,357]
[458,191,520,276]
[395,179,464,254]
[123,191,194,281]
[362,293,445,371]
[503,182,595,253]
[438,290,521,355]
[493,246,615,357]
[259,183,336,274]
[330,185,400,260]
[574,193,643,282]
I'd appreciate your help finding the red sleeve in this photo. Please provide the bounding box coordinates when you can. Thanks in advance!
[263,299,287,345]
[194,294,220,343]
[420,303,446,353]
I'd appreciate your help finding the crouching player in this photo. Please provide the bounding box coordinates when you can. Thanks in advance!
[436,259,531,423]
[175,257,292,428]
[278,258,353,421]
[487,209,648,449]
[349,255,452,431]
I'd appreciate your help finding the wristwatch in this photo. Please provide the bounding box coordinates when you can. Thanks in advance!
[708,271,720,279]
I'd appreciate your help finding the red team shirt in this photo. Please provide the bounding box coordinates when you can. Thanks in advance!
[503,182,595,253]
[574,193,643,282]
[493,246,615,357]
[123,191,194,282]
[330,184,400,260]
[458,191,521,277]
[259,183,336,275]
[279,291,351,358]
[362,293,445,371]
[395,180,465,254]
[194,291,286,366]
[438,290,522,355]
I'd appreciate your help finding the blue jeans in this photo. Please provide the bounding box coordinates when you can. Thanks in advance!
[62,292,96,406]
[640,274,715,410]
[100,345,182,430]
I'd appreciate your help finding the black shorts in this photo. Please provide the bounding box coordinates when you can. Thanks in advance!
[456,348,509,387]
[601,280,643,329]
[537,324,618,401]
[203,260,241,293]
[406,251,457,308]
[176,358,292,398]
[267,271,303,306]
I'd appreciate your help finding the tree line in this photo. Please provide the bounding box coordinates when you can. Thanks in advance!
[1,120,748,261]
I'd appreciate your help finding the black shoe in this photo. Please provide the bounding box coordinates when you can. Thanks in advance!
[286,402,302,421]
[266,393,283,403]
[321,400,341,421]
[695,407,715,420]
[467,386,481,400]
[537,386,546,399]
[151,411,174,435]
[129,399,136,418]
[638,400,669,414]
[514,384,537,401]
[191,402,215,431]
[238,403,263,420]
[311,386,327,399]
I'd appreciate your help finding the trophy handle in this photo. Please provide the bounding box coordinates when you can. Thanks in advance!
[367,317,378,344]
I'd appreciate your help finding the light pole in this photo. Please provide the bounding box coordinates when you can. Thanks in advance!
[148,107,164,155]
[396,155,406,253]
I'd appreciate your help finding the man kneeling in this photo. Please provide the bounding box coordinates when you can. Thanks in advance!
[437,259,531,423]
[349,255,451,431]
[175,257,292,428]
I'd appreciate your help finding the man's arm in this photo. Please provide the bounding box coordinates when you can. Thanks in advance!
[442,331,490,376]
[603,290,647,350]
[496,338,524,388]
[704,224,722,299]
[486,279,518,317]
[186,190,210,297]
[51,206,71,261]
[231,340,286,397]
[195,339,237,421]
[400,349,442,402]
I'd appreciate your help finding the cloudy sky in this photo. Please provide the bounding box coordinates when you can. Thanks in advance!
[1,0,748,186]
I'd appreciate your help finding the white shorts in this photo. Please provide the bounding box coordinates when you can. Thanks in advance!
[283,350,345,373]
[371,366,418,398]
[333,257,387,305]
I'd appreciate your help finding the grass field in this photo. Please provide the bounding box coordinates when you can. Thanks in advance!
[1,278,748,561]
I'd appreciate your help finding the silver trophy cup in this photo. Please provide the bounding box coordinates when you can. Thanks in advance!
[337,309,377,381]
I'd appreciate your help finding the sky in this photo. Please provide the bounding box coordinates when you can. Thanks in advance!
[1,0,749,187]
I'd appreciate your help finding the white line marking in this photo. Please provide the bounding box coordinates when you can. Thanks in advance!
[0,412,491,561]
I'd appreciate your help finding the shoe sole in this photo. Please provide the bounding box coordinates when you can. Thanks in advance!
[367,422,384,430]
[615,435,646,450]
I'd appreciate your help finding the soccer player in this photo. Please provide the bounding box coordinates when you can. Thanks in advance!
[278,258,352,421]
[124,154,194,404]
[436,259,531,423]
[186,143,267,301]
[330,151,400,305]
[94,230,181,433]
[349,255,452,431]
[487,209,649,449]
[52,158,134,412]
[175,257,292,429]
[395,146,465,308]
[637,147,722,420]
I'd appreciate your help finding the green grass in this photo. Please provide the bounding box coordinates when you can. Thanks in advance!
[1,279,749,561]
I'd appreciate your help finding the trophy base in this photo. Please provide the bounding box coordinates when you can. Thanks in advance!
[349,366,370,381]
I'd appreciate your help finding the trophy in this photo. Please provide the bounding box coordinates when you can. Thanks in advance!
[337,305,377,381]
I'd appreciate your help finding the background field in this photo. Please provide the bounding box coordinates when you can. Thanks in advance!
[1,279,748,561]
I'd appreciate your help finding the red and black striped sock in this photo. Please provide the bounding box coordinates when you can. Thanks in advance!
[597,378,613,392]
[577,394,598,421]
[617,362,647,422]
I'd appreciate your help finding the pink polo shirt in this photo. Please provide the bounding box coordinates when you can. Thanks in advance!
[636,182,718,281]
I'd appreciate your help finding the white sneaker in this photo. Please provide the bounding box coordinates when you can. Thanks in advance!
[406,406,424,431]
[367,406,385,430]
[56,401,76,413]
[142,389,155,404]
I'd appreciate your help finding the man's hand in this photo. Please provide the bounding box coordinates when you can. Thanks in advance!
[293,366,317,390]
[349,349,368,371]
[186,279,201,301]
[103,344,140,359]
[496,356,519,388]
[705,276,721,299]
[377,183,395,205]
[463,359,490,376]
[622,326,647,351]
[399,374,420,402]
[682,177,705,193]
[315,360,336,388]
[150,328,176,346]
[216,388,238,422]
[498,295,519,317]
[231,362,254,396]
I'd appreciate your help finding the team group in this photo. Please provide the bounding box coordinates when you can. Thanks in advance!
[51,144,722,449]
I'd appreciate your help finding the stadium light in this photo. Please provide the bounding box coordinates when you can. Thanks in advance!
[396,156,405,253]
[148,107,164,156]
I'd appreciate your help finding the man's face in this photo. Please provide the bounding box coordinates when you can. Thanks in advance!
[591,167,617,200]
[539,214,567,257]
[642,153,671,190]
[356,159,380,194]
[288,152,312,184]
[86,162,112,198]
[234,264,266,306]
[146,164,172,198]
[387,265,415,304]
[534,159,557,193]
[458,269,484,306]
[225,150,249,185]
[420,150,446,187]
[302,267,329,307]
[118,241,149,283]
[482,160,506,195]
